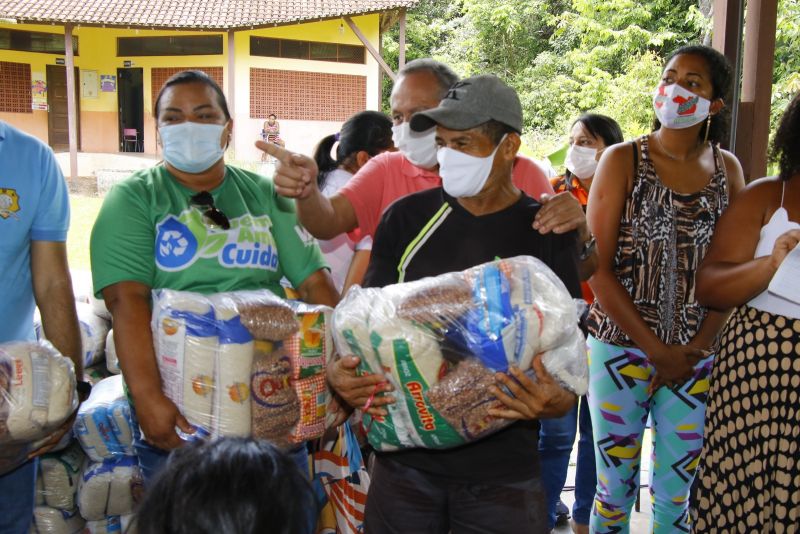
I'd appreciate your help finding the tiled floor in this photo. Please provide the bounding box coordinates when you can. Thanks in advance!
[553,429,652,533]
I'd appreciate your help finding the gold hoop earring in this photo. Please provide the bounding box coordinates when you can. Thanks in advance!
[703,114,711,144]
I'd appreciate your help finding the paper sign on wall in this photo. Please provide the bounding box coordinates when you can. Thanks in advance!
[31,72,47,111]
[100,75,116,92]
[82,70,99,99]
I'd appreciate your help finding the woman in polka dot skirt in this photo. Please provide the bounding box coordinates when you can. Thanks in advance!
[692,92,800,533]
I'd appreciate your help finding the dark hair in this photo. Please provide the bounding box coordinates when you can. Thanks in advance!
[268,113,277,119]
[476,119,516,145]
[770,92,800,181]
[314,110,393,189]
[653,44,732,144]
[154,70,231,121]
[398,58,460,100]
[134,438,317,534]
[573,113,624,148]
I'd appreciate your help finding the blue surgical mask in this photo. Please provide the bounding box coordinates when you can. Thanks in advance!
[159,122,227,174]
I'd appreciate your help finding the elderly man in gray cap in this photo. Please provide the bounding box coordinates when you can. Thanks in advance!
[353,74,582,534]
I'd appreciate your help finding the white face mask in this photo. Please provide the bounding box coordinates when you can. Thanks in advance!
[564,145,598,180]
[160,122,227,174]
[652,83,711,130]
[391,122,439,169]
[438,135,507,198]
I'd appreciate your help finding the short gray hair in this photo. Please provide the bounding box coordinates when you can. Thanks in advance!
[398,59,460,99]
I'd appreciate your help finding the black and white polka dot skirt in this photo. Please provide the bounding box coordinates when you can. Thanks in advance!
[691,305,800,533]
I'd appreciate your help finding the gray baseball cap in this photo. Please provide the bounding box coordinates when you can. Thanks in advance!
[409,74,523,134]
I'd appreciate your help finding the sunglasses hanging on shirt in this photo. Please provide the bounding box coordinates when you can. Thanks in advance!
[189,191,231,230]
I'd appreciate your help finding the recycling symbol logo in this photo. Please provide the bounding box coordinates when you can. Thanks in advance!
[155,215,199,271]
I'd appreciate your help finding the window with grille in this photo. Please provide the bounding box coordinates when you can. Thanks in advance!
[0,61,32,113]
[249,68,366,121]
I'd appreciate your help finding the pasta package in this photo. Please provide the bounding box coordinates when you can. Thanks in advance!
[0,341,78,475]
[151,289,333,445]
[332,255,588,451]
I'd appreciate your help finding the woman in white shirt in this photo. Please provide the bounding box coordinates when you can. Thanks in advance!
[692,91,800,534]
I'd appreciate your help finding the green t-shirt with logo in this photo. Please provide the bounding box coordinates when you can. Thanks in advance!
[90,165,326,298]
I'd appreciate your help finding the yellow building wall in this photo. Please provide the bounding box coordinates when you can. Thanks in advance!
[0,15,382,159]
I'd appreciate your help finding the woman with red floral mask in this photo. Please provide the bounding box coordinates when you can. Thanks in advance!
[584,45,746,533]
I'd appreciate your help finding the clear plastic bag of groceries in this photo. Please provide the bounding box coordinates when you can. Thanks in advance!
[0,341,79,475]
[151,289,333,447]
[332,255,588,451]
[73,375,135,462]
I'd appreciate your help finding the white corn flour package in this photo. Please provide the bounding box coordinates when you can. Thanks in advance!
[104,330,119,375]
[75,301,111,369]
[84,514,133,534]
[332,255,588,451]
[73,375,134,462]
[77,456,139,521]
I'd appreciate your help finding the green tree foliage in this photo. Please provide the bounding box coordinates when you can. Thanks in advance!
[772,0,800,136]
[381,0,794,159]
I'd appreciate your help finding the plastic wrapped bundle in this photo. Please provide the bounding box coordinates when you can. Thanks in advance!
[152,291,217,434]
[31,506,85,534]
[89,295,112,322]
[36,469,46,504]
[84,363,112,386]
[104,330,119,375]
[85,515,133,534]
[73,375,134,462]
[39,440,85,511]
[151,289,333,444]
[332,255,588,451]
[77,456,139,521]
[76,301,111,368]
[0,341,78,475]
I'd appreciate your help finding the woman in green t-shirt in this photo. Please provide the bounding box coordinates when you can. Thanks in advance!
[90,71,338,493]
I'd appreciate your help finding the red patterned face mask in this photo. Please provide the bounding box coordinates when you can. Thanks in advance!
[653,83,711,129]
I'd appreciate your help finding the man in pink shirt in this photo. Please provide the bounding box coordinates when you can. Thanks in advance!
[259,59,587,246]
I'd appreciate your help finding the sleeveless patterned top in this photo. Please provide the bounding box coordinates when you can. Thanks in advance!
[586,135,729,347]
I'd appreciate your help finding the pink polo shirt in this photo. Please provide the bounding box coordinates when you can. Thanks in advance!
[338,151,554,238]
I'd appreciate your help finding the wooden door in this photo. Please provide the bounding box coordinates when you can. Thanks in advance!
[46,65,80,151]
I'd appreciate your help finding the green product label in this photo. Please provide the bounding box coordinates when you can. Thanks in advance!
[341,329,402,449]
[343,329,368,367]
[393,339,464,448]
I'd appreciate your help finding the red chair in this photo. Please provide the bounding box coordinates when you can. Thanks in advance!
[122,128,140,152]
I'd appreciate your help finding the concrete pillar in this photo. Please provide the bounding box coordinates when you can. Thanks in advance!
[64,24,78,181]
[227,30,236,158]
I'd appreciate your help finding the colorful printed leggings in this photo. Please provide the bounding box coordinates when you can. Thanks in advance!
[587,336,713,534]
